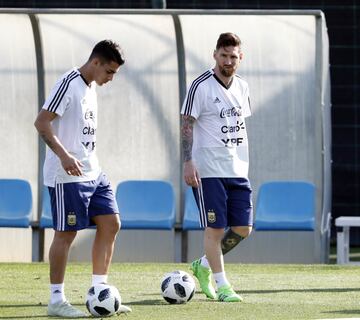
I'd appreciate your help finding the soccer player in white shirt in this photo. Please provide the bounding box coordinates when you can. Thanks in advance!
[181,33,253,302]
[35,40,126,317]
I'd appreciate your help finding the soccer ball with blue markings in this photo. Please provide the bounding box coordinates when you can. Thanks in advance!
[86,283,121,317]
[161,270,195,304]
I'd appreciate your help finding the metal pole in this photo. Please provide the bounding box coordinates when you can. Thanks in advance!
[152,0,166,9]
[29,13,46,262]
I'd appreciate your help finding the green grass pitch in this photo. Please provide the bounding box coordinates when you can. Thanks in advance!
[0,263,360,319]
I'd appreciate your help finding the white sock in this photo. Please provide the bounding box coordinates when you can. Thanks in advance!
[50,283,66,304]
[200,255,210,269]
[92,274,108,286]
[213,272,230,289]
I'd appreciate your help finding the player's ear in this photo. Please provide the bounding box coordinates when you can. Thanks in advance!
[213,49,217,59]
[91,57,101,67]
[239,52,244,61]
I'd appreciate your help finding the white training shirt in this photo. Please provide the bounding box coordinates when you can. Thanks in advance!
[181,69,251,178]
[42,68,101,187]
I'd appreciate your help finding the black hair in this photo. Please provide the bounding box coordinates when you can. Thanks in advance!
[89,40,125,66]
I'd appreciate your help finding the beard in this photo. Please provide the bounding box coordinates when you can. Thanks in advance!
[219,65,236,77]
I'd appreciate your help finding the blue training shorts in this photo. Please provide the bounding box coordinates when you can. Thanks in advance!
[48,173,119,231]
[193,177,253,229]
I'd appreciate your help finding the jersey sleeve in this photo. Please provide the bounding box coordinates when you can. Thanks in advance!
[242,83,252,118]
[42,76,72,116]
[180,81,203,119]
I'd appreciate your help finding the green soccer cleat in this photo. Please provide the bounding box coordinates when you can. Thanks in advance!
[190,259,216,299]
[217,285,243,302]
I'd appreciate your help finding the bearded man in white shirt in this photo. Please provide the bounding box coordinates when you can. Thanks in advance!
[181,32,253,303]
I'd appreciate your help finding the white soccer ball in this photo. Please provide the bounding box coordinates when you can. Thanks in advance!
[86,283,121,317]
[161,270,195,304]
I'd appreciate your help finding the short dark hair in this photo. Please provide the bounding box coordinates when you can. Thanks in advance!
[216,33,241,50]
[89,40,125,66]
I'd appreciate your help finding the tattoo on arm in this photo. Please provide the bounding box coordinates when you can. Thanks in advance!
[181,115,195,162]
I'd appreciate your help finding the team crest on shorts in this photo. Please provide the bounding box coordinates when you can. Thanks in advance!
[67,212,76,226]
[207,210,216,223]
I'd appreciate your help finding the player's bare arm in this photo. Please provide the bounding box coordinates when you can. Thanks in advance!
[34,109,83,176]
[181,115,200,187]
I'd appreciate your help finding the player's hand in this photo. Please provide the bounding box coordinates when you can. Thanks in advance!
[183,160,200,188]
[60,154,83,176]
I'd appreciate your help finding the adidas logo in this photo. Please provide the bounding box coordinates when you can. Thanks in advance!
[213,97,221,104]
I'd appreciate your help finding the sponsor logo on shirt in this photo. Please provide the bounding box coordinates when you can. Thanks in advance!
[221,121,245,134]
[84,108,95,120]
[83,126,96,135]
[82,109,97,148]
[220,106,242,118]
[221,137,244,147]
[82,141,96,151]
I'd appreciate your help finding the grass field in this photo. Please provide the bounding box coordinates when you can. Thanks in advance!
[1,262,360,320]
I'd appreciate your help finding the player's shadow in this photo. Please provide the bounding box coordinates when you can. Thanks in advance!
[322,309,360,315]
[130,291,214,305]
[126,299,165,305]
[0,303,47,319]
[0,304,88,319]
[0,317,88,320]
[0,317,48,319]
[240,287,360,294]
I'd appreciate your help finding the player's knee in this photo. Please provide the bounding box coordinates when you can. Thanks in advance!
[232,226,252,238]
[115,218,121,233]
[221,229,242,254]
[205,227,225,242]
[54,231,77,246]
[109,216,120,235]
[95,215,120,236]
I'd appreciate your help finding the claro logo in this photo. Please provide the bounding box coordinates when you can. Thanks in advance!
[221,121,245,134]
[82,126,96,135]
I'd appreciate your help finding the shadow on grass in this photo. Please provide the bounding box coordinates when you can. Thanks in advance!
[0,317,48,319]
[0,317,88,320]
[126,298,215,306]
[322,309,360,315]
[126,299,166,305]
[239,287,360,294]
[0,303,84,308]
[0,304,88,319]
